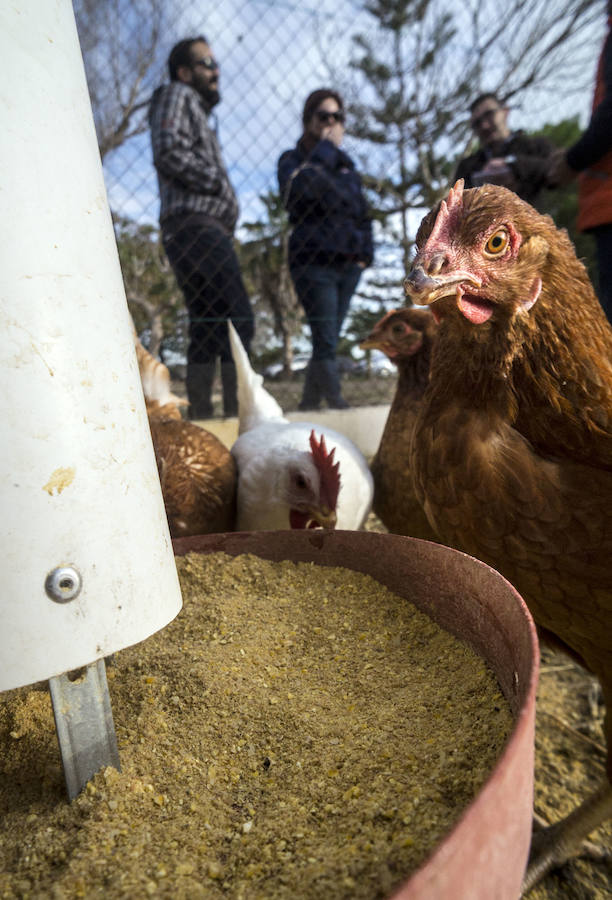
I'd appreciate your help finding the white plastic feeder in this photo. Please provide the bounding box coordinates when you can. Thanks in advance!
[0,2,182,796]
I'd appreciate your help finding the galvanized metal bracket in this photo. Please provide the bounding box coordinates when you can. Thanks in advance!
[48,658,121,800]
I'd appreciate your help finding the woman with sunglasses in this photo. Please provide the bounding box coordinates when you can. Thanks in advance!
[278,89,373,411]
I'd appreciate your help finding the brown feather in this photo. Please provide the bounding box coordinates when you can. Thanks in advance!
[412,184,612,468]
[407,183,612,778]
[149,417,236,537]
[360,307,438,540]
[146,399,183,421]
[132,321,188,413]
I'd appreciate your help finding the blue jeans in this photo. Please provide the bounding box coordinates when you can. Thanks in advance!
[291,262,363,360]
[593,224,612,324]
[291,262,363,408]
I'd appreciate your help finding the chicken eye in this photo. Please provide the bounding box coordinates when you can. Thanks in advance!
[295,474,307,490]
[484,228,509,257]
[392,323,407,336]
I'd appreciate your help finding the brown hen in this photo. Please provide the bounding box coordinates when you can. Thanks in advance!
[360,307,438,540]
[145,398,183,421]
[150,416,236,537]
[405,180,612,891]
[132,328,235,537]
[132,324,188,415]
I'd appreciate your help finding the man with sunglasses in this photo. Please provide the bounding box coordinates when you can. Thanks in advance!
[453,92,555,207]
[278,89,373,411]
[149,37,254,419]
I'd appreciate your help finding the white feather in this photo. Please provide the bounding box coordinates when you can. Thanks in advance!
[229,323,373,531]
[228,321,286,433]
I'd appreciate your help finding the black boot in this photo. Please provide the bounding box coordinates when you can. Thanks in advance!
[186,361,215,419]
[298,361,322,411]
[316,359,350,409]
[220,360,239,417]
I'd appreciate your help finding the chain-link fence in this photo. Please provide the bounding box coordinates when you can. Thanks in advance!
[74,0,606,416]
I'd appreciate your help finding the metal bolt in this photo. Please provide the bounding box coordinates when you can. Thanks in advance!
[45,566,82,603]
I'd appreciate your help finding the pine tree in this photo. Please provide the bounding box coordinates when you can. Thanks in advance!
[345,0,602,299]
[348,0,476,296]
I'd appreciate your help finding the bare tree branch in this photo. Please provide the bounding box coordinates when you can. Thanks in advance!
[74,0,169,160]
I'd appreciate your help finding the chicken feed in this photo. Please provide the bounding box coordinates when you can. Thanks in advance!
[0,552,513,899]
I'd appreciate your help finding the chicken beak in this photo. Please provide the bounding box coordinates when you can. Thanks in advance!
[404,265,441,298]
[359,334,381,351]
[404,265,482,305]
[308,506,337,530]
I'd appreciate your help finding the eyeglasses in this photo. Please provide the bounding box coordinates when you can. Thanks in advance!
[191,55,219,71]
[316,110,345,125]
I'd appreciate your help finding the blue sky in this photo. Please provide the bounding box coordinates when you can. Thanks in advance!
[103,0,372,228]
[102,0,606,224]
[99,0,607,313]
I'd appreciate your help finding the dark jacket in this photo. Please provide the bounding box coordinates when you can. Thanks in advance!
[567,20,612,231]
[277,138,373,268]
[454,131,555,207]
[148,81,239,233]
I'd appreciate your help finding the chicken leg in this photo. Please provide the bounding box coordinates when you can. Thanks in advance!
[521,781,612,894]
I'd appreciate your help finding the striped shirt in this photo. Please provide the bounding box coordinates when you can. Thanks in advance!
[148,81,239,233]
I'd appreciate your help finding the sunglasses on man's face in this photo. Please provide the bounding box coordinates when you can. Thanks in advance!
[316,110,345,124]
[192,55,219,71]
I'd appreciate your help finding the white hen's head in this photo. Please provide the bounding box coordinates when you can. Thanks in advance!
[286,431,341,530]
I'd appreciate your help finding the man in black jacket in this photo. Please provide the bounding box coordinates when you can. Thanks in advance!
[454,93,555,207]
[149,37,254,419]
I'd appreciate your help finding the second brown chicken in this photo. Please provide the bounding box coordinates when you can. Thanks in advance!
[360,307,438,541]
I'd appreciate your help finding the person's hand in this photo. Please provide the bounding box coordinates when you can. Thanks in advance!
[321,123,344,148]
[547,148,578,188]
[480,157,509,174]
[472,158,515,189]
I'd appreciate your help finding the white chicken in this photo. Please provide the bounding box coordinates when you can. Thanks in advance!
[228,322,373,532]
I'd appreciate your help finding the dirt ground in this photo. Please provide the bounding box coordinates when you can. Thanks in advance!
[172,373,398,419]
[527,646,611,899]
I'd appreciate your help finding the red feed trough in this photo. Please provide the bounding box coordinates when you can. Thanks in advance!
[173,529,539,900]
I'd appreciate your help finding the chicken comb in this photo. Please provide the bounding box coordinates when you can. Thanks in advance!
[309,430,341,510]
[426,178,465,249]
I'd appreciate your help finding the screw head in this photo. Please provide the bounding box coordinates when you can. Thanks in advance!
[45,566,82,603]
